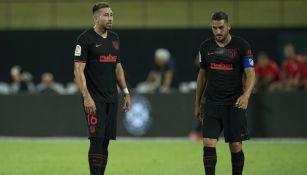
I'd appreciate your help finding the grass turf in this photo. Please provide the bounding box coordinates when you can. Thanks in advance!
[0,138,306,175]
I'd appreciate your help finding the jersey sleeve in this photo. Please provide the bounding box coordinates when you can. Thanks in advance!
[199,44,207,69]
[116,39,121,64]
[112,34,121,64]
[74,35,88,63]
[241,40,254,68]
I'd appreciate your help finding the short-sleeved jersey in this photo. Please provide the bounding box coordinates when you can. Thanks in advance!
[199,36,254,105]
[74,29,121,103]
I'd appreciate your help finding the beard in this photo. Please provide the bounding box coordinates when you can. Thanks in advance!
[97,21,112,31]
[104,22,113,30]
[104,24,112,30]
[215,34,225,41]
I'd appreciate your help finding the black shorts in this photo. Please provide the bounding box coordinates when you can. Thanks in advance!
[201,103,250,142]
[85,102,118,140]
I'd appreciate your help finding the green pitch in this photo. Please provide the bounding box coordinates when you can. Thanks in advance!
[0,138,306,175]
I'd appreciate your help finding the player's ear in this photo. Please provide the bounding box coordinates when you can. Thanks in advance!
[93,15,99,23]
[228,23,231,31]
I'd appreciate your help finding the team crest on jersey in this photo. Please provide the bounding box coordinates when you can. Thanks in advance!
[112,41,119,50]
[249,58,254,66]
[228,49,237,59]
[74,45,81,56]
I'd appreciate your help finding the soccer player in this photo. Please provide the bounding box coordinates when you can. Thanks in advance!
[73,2,131,175]
[194,11,255,175]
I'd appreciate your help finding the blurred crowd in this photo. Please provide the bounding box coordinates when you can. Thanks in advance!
[0,65,78,95]
[255,43,307,92]
[1,44,307,95]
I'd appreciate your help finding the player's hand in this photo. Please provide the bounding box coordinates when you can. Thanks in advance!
[84,95,96,114]
[194,104,203,121]
[235,94,249,109]
[123,94,132,112]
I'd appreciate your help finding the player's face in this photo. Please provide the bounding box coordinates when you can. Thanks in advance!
[94,8,113,30]
[211,20,230,42]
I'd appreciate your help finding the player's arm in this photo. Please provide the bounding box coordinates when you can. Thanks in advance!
[74,62,96,114]
[195,67,207,119]
[235,67,255,109]
[242,67,256,98]
[115,63,131,112]
[236,47,256,109]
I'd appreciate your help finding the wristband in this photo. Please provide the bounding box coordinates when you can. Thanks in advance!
[123,88,129,94]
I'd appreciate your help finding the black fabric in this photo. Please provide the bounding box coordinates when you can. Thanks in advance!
[203,147,217,175]
[85,102,118,140]
[202,103,250,142]
[231,150,245,175]
[88,138,110,175]
[199,36,254,105]
[74,29,121,103]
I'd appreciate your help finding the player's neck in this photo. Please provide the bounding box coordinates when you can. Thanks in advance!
[216,34,231,48]
[93,25,108,38]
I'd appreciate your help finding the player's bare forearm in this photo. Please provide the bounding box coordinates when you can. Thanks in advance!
[74,62,96,114]
[243,67,256,98]
[74,62,91,98]
[115,63,128,89]
[116,63,132,112]
[195,68,206,105]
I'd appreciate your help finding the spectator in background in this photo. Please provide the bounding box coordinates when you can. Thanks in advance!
[300,51,307,90]
[255,51,282,92]
[10,65,36,93]
[37,72,65,94]
[282,44,304,91]
[136,48,175,93]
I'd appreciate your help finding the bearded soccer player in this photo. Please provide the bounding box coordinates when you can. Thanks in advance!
[74,2,132,175]
[195,11,255,175]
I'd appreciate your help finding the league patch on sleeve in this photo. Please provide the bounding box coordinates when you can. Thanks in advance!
[243,56,254,68]
[74,45,81,56]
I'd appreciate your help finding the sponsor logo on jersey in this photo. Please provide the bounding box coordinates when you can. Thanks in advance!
[210,63,233,70]
[95,44,102,48]
[112,41,119,50]
[228,49,237,59]
[99,54,118,62]
[74,45,81,56]
[123,95,152,136]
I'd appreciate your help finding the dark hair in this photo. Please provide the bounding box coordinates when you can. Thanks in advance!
[92,2,110,14]
[211,11,228,22]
